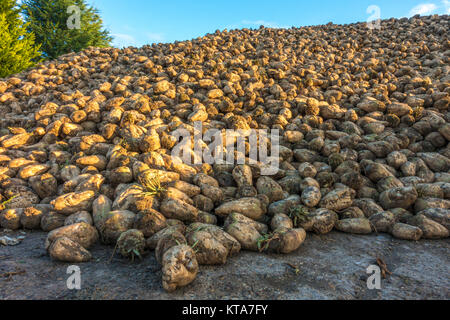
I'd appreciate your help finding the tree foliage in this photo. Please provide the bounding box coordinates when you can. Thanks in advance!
[0,0,41,78]
[22,0,112,60]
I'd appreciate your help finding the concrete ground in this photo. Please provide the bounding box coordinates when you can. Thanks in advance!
[0,229,448,300]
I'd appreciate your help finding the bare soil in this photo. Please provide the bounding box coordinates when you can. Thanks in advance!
[1,229,448,300]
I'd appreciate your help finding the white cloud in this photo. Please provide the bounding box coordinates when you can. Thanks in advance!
[226,20,290,30]
[112,33,137,48]
[146,32,164,43]
[112,31,164,48]
[409,3,438,16]
[443,0,450,13]
[241,20,288,29]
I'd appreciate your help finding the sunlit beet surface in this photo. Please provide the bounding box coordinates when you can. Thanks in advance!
[0,15,449,292]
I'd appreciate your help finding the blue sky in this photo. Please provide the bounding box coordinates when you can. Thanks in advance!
[86,0,450,48]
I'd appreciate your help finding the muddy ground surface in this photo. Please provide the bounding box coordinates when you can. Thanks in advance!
[0,229,448,300]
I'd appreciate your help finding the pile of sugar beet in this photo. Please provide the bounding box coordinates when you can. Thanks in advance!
[1,14,449,292]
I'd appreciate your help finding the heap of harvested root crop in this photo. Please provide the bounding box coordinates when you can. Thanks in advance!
[1,15,450,292]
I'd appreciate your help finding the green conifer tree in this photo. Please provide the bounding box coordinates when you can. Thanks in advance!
[22,0,112,60]
[0,0,41,78]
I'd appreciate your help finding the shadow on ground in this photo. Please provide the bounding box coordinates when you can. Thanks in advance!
[0,229,448,300]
